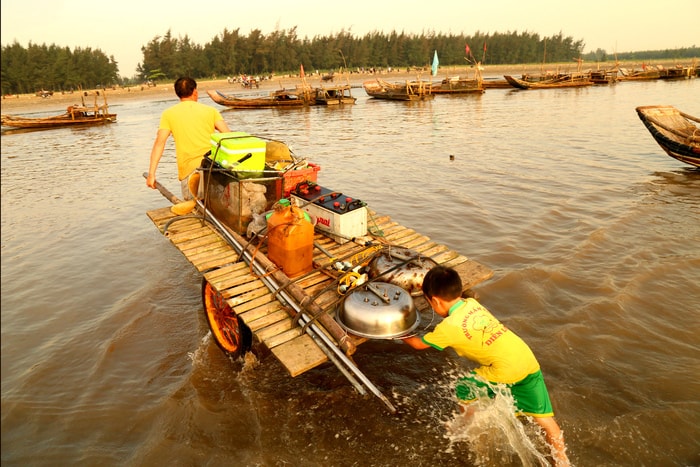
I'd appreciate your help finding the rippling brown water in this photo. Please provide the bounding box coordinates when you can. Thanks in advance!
[2,77,699,466]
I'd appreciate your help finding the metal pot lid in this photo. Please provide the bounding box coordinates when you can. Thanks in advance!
[367,246,438,296]
[336,282,419,339]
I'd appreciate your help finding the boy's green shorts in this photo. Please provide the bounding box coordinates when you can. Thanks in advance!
[455,370,554,417]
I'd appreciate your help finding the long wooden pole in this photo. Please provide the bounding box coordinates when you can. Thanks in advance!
[541,38,547,74]
[143,172,182,205]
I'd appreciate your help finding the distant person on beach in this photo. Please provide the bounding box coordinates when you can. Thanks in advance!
[401,265,570,466]
[146,76,230,200]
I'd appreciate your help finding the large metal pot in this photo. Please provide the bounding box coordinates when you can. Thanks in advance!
[367,246,438,296]
[336,282,419,339]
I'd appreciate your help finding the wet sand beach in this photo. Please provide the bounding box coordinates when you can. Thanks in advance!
[3,60,689,114]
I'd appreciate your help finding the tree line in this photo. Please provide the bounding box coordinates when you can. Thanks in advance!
[589,47,699,63]
[2,28,697,95]
[139,28,586,81]
[1,41,119,95]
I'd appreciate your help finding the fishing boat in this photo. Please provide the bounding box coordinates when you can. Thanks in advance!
[589,68,619,85]
[658,65,695,80]
[1,91,116,130]
[518,71,562,83]
[429,50,484,94]
[144,139,493,412]
[636,105,700,167]
[503,45,592,90]
[363,78,434,101]
[481,78,511,89]
[618,66,662,81]
[314,84,356,105]
[207,87,314,109]
[504,72,593,89]
[431,75,484,94]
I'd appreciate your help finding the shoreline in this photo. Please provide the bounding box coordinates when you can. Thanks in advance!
[1,60,693,114]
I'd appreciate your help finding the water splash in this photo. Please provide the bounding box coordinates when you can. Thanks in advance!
[240,350,260,373]
[443,382,552,467]
[187,333,212,366]
[389,361,556,465]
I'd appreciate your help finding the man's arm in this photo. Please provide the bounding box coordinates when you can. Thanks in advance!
[146,129,170,189]
[214,119,231,133]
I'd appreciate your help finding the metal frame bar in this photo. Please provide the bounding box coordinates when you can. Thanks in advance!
[198,200,397,413]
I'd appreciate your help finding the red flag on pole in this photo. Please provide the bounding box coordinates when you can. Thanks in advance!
[300,64,305,78]
[483,42,487,52]
[465,44,471,55]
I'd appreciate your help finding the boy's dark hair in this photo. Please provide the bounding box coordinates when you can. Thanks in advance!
[422,265,462,301]
[174,77,197,98]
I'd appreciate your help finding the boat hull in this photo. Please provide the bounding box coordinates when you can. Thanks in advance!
[618,67,661,81]
[481,79,511,89]
[2,91,116,130]
[1,114,117,129]
[363,79,434,101]
[208,89,312,109]
[430,80,484,94]
[504,74,593,89]
[636,105,700,167]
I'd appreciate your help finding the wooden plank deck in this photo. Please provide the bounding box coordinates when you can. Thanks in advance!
[146,205,493,378]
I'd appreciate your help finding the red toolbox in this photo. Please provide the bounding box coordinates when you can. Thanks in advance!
[283,163,320,197]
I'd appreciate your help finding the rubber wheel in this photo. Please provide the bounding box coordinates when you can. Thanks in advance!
[201,278,252,358]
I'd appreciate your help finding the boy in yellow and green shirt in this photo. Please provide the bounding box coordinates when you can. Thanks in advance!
[402,265,569,466]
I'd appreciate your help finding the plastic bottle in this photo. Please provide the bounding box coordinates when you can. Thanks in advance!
[266,199,314,278]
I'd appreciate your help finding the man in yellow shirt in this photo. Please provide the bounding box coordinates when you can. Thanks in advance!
[146,77,230,200]
[402,265,570,466]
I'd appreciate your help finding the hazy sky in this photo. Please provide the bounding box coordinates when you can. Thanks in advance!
[2,0,697,77]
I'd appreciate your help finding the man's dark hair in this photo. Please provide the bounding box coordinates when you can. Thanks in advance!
[422,265,462,301]
[174,77,197,98]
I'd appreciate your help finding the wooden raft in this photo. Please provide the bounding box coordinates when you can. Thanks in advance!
[146,206,494,377]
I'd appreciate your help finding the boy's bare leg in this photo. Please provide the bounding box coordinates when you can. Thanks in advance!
[458,401,477,417]
[533,416,570,466]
